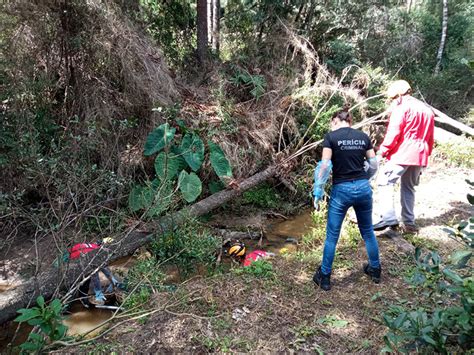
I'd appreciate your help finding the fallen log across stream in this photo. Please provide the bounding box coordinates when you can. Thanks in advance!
[0,166,278,324]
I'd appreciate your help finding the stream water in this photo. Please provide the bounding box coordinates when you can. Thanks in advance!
[0,209,315,353]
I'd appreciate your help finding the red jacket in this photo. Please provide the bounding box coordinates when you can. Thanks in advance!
[69,243,100,260]
[380,96,435,166]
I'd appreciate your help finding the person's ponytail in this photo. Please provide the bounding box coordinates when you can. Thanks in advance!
[333,105,352,123]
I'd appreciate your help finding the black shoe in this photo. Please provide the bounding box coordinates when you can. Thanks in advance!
[313,266,331,291]
[364,264,381,284]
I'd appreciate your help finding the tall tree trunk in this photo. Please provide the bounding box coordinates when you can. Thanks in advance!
[294,2,305,26]
[302,0,315,32]
[197,0,208,63]
[434,0,448,76]
[407,0,412,12]
[207,0,213,46]
[212,0,220,53]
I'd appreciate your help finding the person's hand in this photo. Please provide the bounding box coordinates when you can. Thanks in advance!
[376,151,384,164]
[313,197,320,211]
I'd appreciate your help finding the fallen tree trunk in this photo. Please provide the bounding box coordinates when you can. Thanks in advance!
[0,166,278,324]
[431,105,474,137]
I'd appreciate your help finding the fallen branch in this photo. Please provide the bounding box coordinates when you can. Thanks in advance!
[430,105,474,137]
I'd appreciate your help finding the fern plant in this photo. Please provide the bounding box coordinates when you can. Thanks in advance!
[229,67,266,100]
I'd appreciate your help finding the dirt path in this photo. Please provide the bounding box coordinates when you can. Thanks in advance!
[54,155,472,353]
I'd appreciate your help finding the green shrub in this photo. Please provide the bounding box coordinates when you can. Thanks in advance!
[302,203,328,249]
[340,219,360,250]
[15,296,68,353]
[229,67,267,100]
[233,259,274,279]
[129,122,233,216]
[241,183,281,209]
[383,200,473,354]
[434,142,474,168]
[151,222,220,274]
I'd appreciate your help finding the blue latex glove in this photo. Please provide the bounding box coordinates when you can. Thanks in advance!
[94,290,106,302]
[313,160,332,203]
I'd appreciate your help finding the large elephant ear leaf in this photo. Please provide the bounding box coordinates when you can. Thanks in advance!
[180,133,205,171]
[147,181,174,217]
[144,123,176,156]
[154,152,187,181]
[178,171,202,203]
[208,141,232,178]
[128,185,154,212]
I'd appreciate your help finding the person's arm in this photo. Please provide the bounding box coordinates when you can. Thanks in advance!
[380,105,405,158]
[365,149,379,179]
[313,148,333,208]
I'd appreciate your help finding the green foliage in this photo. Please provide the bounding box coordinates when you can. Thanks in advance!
[178,171,203,203]
[325,40,359,75]
[180,133,205,172]
[316,315,349,329]
[151,222,220,274]
[405,234,439,250]
[129,122,233,215]
[340,219,360,250]
[229,67,267,100]
[15,296,68,352]
[208,180,225,194]
[128,180,173,217]
[194,334,251,353]
[434,142,474,168]
[233,259,274,279]
[124,258,166,309]
[302,203,328,249]
[241,183,280,209]
[383,214,473,354]
[144,123,176,156]
[208,141,233,179]
[138,0,195,68]
[154,151,187,181]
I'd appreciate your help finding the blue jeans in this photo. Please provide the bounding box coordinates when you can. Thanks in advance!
[91,266,114,293]
[321,179,380,275]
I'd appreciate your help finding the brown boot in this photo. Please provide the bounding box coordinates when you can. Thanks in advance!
[400,223,419,234]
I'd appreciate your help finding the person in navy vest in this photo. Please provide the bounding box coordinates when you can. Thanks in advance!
[312,108,381,291]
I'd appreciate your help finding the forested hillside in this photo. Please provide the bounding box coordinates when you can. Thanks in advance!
[0,0,472,353]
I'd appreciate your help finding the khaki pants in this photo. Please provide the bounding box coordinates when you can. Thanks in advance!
[375,162,422,225]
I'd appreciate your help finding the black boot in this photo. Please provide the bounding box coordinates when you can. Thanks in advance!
[313,266,331,291]
[364,263,381,284]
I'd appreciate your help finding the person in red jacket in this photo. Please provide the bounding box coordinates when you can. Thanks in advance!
[373,80,435,232]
